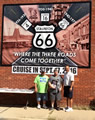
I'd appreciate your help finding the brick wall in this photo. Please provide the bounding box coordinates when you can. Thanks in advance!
[0,0,95,107]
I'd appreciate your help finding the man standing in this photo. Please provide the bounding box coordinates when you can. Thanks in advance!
[34,69,49,109]
[49,69,63,110]
[63,65,74,112]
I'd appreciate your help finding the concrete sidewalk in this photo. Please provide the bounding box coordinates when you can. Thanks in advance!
[0,106,95,120]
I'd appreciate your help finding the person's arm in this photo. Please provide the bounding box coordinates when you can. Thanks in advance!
[46,76,49,92]
[70,74,74,91]
[35,83,38,93]
[59,76,63,91]
[48,77,56,89]
[48,82,56,89]
[59,84,62,91]
[34,76,38,93]
[70,81,74,91]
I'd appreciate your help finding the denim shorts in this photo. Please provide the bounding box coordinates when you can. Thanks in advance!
[37,93,48,101]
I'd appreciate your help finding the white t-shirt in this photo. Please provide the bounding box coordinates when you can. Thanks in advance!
[64,71,74,86]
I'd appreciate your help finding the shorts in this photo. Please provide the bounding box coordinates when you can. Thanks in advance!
[64,86,73,99]
[37,93,48,102]
[50,92,61,101]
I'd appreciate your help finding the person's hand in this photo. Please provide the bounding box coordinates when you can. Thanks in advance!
[70,87,72,91]
[59,87,62,91]
[51,85,56,89]
[35,88,38,93]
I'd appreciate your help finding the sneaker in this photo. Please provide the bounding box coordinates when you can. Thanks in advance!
[63,107,66,111]
[43,105,48,109]
[56,107,60,111]
[50,107,54,110]
[63,107,69,111]
[65,108,73,112]
[37,104,41,109]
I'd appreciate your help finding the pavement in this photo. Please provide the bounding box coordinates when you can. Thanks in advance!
[0,106,95,120]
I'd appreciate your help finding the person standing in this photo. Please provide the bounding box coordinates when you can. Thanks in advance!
[63,65,74,112]
[48,69,63,110]
[34,69,49,109]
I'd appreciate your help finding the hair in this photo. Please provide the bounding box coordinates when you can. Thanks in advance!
[54,69,58,72]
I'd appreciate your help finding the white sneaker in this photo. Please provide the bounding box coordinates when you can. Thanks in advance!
[63,107,65,111]
[65,108,73,112]
[63,107,69,111]
[37,104,41,109]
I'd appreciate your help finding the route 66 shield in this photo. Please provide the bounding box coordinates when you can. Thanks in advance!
[58,18,69,30]
[32,25,57,49]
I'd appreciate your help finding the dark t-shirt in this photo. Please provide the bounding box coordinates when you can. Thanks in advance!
[49,75,63,93]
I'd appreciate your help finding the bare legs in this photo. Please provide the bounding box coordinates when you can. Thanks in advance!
[66,98,73,108]
[51,101,54,108]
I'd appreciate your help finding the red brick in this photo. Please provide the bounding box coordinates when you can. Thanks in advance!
[0,0,95,106]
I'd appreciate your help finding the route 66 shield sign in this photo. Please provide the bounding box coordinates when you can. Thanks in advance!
[33,25,56,49]
[58,18,69,30]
